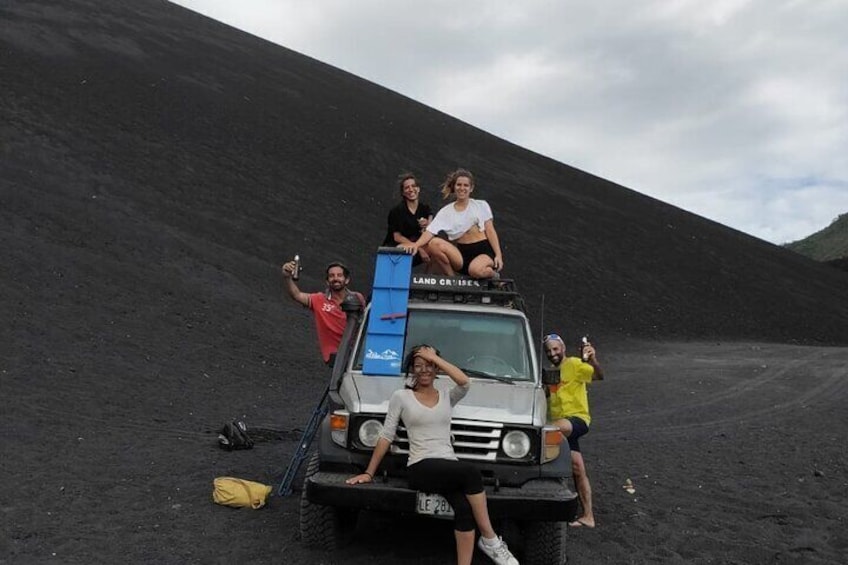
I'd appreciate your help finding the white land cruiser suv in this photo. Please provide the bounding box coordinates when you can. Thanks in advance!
[300,251,578,565]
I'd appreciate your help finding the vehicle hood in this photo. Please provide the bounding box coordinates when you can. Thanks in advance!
[345,373,541,425]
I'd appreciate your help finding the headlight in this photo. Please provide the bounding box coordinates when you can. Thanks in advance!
[502,430,531,459]
[358,419,384,448]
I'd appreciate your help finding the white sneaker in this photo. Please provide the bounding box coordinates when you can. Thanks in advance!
[477,535,519,565]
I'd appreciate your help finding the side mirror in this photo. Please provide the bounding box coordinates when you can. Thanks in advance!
[542,367,560,386]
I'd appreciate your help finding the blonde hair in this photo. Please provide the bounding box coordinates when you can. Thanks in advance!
[440,168,475,200]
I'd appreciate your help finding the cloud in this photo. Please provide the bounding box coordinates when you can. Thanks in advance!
[171,0,848,243]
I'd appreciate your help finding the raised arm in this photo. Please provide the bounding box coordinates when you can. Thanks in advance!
[582,343,605,381]
[416,346,469,387]
[281,261,310,307]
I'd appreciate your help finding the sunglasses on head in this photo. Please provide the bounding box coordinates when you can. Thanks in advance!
[542,333,564,344]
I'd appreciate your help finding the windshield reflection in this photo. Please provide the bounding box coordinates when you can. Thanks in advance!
[355,309,531,380]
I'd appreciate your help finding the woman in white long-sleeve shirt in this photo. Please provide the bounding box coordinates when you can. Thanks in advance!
[402,169,504,279]
[346,345,518,565]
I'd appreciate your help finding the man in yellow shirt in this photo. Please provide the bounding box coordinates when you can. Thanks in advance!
[544,333,605,529]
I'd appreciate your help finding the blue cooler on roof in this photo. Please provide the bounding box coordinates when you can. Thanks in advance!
[362,248,412,375]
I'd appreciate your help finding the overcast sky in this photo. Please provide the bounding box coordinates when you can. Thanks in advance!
[171,0,847,244]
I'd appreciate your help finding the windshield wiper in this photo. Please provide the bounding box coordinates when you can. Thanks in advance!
[459,367,516,385]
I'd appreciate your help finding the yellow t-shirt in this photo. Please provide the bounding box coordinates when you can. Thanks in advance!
[547,357,595,424]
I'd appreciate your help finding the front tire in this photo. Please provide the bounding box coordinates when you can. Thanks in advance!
[520,521,567,565]
[298,453,358,548]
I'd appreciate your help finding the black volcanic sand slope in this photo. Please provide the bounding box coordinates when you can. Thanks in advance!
[2,1,848,564]
[3,1,848,347]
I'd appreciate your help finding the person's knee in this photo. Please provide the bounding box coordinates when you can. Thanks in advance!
[427,242,443,256]
[467,257,493,278]
[432,240,460,261]
[555,418,574,436]
[430,246,450,264]
[429,238,448,252]
[467,265,486,278]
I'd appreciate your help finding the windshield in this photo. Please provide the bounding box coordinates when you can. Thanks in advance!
[354,308,532,381]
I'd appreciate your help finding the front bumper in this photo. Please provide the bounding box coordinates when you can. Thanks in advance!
[305,470,578,522]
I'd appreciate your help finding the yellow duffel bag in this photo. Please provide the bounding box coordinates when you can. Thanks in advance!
[212,477,272,509]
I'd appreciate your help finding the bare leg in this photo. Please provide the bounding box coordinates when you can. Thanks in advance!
[553,418,595,527]
[417,245,434,273]
[571,451,595,527]
[428,238,462,276]
[467,254,498,279]
[455,529,475,565]
[426,238,452,275]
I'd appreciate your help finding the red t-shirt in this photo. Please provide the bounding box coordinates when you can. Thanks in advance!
[308,291,365,362]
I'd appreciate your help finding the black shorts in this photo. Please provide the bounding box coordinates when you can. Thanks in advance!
[456,239,495,275]
[565,416,589,453]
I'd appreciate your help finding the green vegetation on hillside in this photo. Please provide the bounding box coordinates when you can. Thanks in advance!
[785,213,848,261]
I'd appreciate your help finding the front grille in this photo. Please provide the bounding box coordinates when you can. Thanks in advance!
[392,419,503,461]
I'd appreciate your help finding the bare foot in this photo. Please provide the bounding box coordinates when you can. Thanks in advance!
[568,517,596,528]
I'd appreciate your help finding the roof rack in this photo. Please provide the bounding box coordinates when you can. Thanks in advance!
[408,274,526,311]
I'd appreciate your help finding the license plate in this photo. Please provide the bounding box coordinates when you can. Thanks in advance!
[416,492,455,517]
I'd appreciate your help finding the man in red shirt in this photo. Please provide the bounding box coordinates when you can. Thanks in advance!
[281,260,365,366]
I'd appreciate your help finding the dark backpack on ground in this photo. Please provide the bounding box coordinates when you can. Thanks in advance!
[218,420,254,451]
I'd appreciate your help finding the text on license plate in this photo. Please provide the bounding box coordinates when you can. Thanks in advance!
[416,492,455,517]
